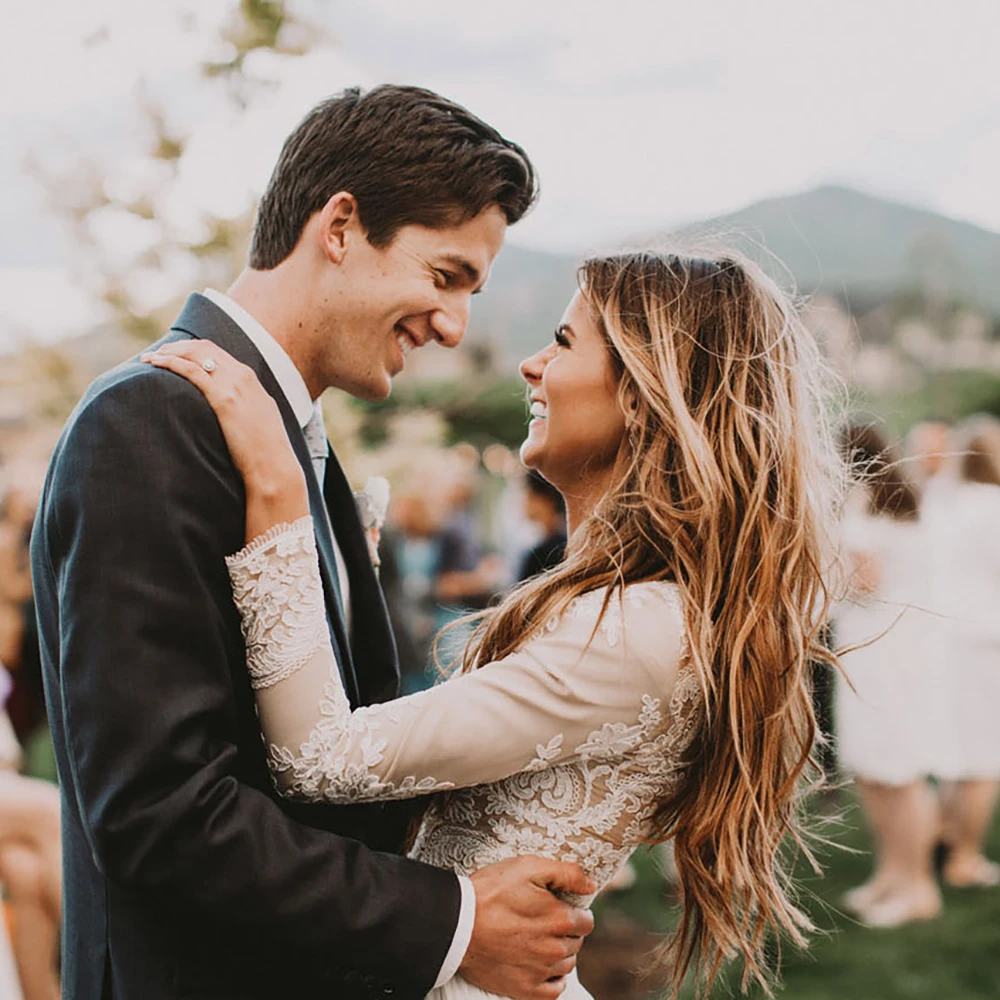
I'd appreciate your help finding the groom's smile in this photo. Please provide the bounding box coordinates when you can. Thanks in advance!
[395,323,420,358]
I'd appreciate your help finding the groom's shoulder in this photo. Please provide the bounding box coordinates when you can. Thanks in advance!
[68,334,211,437]
[47,339,225,487]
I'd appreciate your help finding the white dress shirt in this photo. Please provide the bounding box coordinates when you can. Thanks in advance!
[202,289,475,989]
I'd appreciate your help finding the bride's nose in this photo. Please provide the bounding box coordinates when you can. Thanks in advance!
[519,345,551,384]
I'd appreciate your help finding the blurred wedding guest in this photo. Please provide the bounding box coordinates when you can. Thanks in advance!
[834,423,943,927]
[905,419,952,489]
[516,470,567,582]
[927,418,1000,887]
[372,525,424,693]
[0,481,46,744]
[434,466,504,612]
[391,492,445,692]
[0,665,61,1000]
[432,466,504,668]
[0,487,33,677]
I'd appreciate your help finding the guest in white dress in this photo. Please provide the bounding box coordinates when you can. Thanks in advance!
[834,423,943,927]
[0,666,61,1000]
[927,419,1000,888]
[145,249,845,998]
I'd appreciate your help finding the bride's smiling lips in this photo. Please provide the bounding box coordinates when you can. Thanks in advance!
[528,394,548,430]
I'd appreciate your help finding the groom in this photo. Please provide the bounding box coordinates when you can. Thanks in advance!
[32,86,594,1000]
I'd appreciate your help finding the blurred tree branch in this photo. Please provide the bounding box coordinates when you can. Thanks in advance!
[28,1,327,344]
[19,1,326,425]
[203,0,319,102]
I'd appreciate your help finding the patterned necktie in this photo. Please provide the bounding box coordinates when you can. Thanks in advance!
[303,404,329,486]
[302,404,351,626]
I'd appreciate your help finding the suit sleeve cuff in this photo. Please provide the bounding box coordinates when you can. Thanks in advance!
[432,875,476,989]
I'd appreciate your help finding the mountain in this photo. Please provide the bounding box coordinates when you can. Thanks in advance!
[468,244,579,364]
[671,185,1000,313]
[471,186,1000,364]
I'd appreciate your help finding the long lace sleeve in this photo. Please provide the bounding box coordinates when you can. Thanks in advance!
[227,519,690,805]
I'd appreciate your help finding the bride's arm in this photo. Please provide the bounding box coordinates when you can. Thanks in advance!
[228,517,688,804]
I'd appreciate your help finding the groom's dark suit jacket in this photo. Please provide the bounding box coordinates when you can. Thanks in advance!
[31,294,461,999]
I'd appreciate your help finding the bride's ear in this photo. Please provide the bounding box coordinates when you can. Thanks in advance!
[621,384,642,440]
[622,384,640,417]
[317,191,362,265]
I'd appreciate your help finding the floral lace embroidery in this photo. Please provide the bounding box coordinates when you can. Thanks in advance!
[526,734,564,772]
[228,518,456,801]
[266,680,456,803]
[226,517,328,690]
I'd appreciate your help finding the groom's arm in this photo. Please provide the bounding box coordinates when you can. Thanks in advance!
[43,364,461,992]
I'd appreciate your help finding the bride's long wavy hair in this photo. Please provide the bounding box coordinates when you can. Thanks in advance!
[455,249,844,995]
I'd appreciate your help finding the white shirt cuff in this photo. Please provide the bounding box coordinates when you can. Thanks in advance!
[433,875,476,989]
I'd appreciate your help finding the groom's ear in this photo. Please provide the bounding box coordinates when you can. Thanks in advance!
[317,191,363,265]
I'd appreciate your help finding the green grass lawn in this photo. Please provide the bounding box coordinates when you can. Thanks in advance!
[591,794,1000,1000]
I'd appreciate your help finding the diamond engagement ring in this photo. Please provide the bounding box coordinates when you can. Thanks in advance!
[201,357,218,374]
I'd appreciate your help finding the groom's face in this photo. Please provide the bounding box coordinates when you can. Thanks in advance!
[317,204,507,401]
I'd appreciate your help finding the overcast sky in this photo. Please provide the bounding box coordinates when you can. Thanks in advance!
[2,0,998,337]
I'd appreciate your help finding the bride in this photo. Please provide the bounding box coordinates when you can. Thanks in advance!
[145,249,841,998]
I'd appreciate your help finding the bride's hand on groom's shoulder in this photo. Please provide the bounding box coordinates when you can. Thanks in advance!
[461,857,596,999]
[143,341,309,540]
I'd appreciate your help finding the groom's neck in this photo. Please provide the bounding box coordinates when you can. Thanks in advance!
[227,268,324,400]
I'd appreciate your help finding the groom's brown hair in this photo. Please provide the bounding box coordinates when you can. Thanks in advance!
[250,84,537,268]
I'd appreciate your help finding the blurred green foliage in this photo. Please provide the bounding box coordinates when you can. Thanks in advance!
[860,369,1000,435]
[355,376,529,450]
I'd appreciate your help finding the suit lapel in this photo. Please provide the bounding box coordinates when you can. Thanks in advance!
[167,293,361,705]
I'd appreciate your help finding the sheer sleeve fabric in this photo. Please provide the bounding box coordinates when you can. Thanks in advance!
[226,517,687,805]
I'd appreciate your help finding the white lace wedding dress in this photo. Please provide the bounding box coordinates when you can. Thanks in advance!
[227,517,700,1000]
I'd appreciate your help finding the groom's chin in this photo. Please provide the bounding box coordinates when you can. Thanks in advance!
[352,374,393,403]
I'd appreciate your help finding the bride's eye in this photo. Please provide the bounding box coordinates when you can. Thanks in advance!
[554,328,570,348]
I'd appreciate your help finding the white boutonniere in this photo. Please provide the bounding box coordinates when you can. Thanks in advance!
[353,476,391,573]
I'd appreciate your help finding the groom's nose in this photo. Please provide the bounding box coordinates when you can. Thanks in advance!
[429,295,470,349]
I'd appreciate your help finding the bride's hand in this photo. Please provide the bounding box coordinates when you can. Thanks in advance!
[142,340,309,542]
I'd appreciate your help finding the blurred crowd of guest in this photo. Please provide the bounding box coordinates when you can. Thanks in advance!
[0,463,61,1000]
[381,454,567,691]
[832,416,1000,929]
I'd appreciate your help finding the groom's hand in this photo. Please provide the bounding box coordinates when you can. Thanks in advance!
[460,856,596,999]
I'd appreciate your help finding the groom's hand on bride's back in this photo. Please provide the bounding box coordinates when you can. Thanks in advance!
[460,856,596,999]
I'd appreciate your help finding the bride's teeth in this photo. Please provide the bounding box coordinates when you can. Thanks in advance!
[529,402,547,418]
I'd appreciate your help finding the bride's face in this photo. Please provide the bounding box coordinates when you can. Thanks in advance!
[518,292,626,490]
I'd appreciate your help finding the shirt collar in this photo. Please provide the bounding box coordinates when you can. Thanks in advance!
[202,288,315,429]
